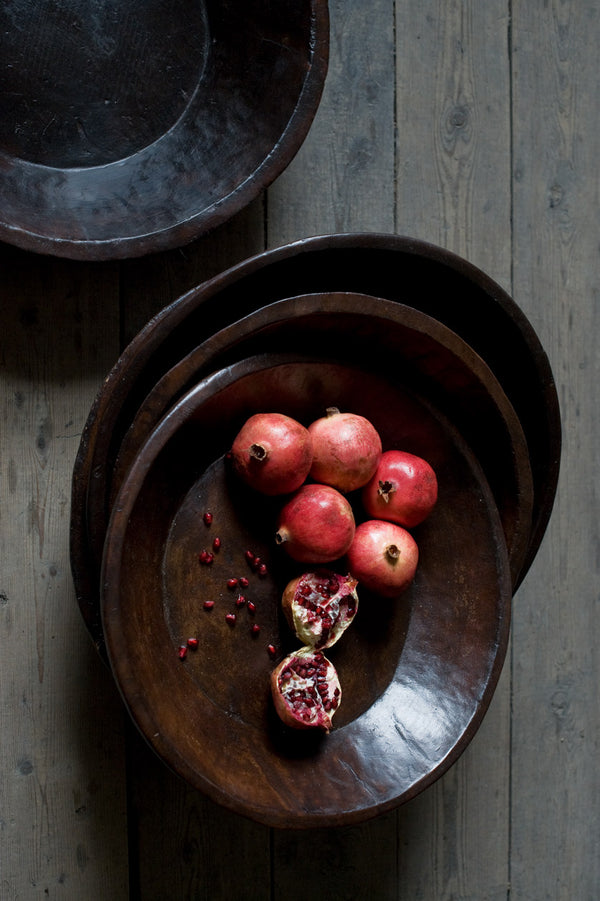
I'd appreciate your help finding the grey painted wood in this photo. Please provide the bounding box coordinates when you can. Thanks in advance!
[0,0,598,898]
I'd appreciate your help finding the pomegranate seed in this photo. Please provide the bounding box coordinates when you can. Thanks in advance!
[225,613,236,625]
[245,550,255,564]
[250,623,261,636]
[203,512,213,526]
[227,578,239,590]
[267,644,277,658]
[187,637,199,650]
[178,645,188,660]
[198,550,214,565]
[212,537,221,551]
[247,601,256,614]
[251,556,262,571]
[239,576,249,588]
[257,563,268,577]
[235,594,246,607]
[203,600,215,610]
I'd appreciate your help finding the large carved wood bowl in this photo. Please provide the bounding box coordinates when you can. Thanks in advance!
[0,0,328,259]
[101,354,512,828]
[72,293,534,657]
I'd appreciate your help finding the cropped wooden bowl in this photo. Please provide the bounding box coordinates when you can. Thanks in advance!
[101,354,512,828]
[0,0,328,259]
[74,293,533,657]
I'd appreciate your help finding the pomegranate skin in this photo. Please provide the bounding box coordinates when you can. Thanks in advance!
[275,483,356,563]
[282,570,359,649]
[346,520,419,598]
[308,408,382,493]
[270,647,341,732]
[230,412,313,496]
[362,450,438,528]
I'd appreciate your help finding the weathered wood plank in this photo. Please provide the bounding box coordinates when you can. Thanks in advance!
[394,2,513,897]
[0,247,129,899]
[510,2,600,897]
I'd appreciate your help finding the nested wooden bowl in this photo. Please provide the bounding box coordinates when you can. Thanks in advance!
[101,354,512,828]
[0,0,328,259]
[73,293,533,657]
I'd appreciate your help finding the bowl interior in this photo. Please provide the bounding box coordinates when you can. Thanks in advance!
[102,354,512,827]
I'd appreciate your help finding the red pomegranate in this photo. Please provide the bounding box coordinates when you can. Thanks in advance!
[282,570,359,649]
[270,647,342,731]
[275,483,356,563]
[362,450,438,528]
[346,519,419,598]
[230,412,312,495]
[308,407,382,493]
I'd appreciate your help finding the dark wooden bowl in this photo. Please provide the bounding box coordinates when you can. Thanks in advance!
[0,0,328,260]
[76,293,533,657]
[101,354,512,828]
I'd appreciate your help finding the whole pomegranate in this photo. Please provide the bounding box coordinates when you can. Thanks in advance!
[346,519,418,598]
[275,483,355,563]
[308,407,382,493]
[270,647,341,731]
[282,570,359,649]
[230,412,312,496]
[362,450,438,528]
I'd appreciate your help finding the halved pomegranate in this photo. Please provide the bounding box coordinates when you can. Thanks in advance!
[270,647,341,732]
[282,570,359,649]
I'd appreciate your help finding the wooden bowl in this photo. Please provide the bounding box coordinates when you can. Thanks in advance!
[101,354,512,828]
[0,0,328,260]
[74,293,533,657]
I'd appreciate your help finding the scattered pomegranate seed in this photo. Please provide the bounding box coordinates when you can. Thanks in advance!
[252,556,262,571]
[251,623,261,636]
[245,550,256,564]
[203,512,213,526]
[227,578,239,590]
[178,645,188,660]
[235,594,246,607]
[225,613,236,625]
[247,601,256,614]
[267,644,277,658]
[239,576,249,588]
[257,563,268,577]
[187,637,199,650]
[212,537,221,551]
[199,551,214,565]
[203,600,215,610]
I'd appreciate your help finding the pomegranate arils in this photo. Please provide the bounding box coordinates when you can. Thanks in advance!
[281,570,359,649]
[225,613,236,625]
[227,578,239,590]
[203,600,215,610]
[251,623,261,635]
[235,594,246,607]
[257,563,268,577]
[247,601,256,614]
[203,512,213,526]
[186,637,199,650]
[178,645,188,660]
[239,577,249,588]
[267,644,277,658]
[198,550,214,565]
[271,648,341,732]
[212,537,221,551]
[245,550,256,564]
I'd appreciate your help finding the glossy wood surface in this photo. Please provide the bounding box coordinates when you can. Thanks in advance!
[101,355,511,827]
[0,0,328,259]
[2,1,598,897]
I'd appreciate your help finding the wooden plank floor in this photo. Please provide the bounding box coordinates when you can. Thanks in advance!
[1,1,598,898]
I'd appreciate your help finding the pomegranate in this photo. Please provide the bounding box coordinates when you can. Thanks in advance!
[275,483,355,563]
[308,407,382,493]
[346,520,419,598]
[362,450,438,528]
[282,570,359,649]
[270,647,341,732]
[230,412,312,495]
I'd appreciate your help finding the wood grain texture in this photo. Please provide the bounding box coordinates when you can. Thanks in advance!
[394,3,513,897]
[510,2,600,898]
[0,247,129,898]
